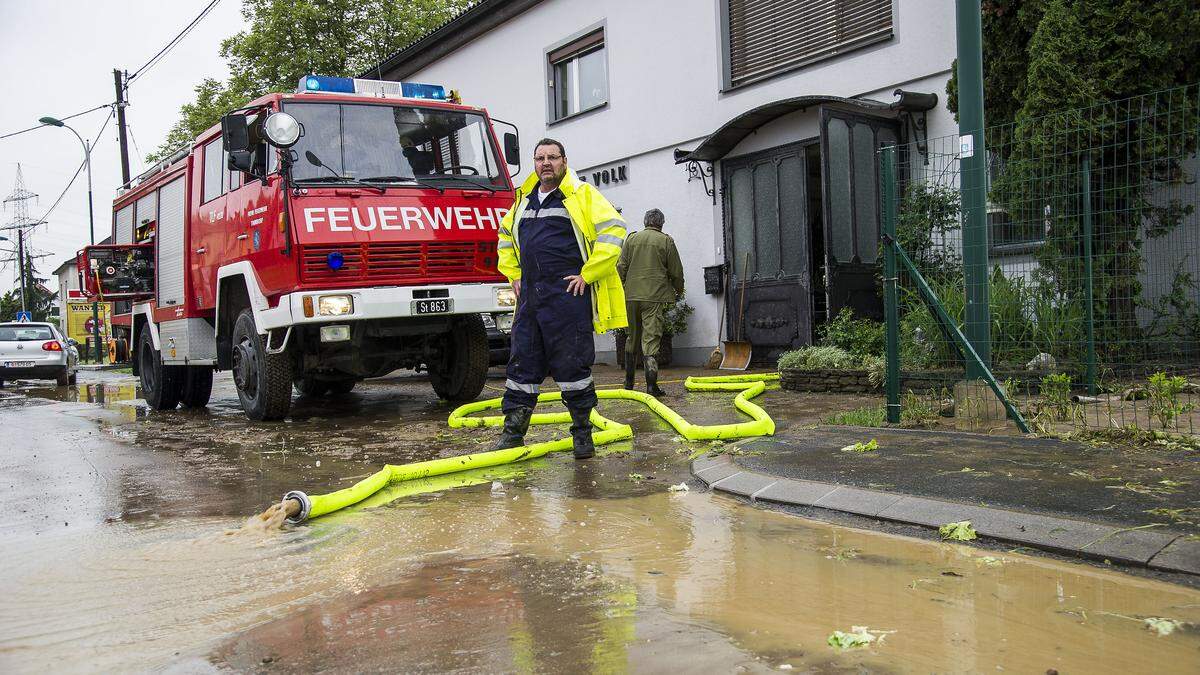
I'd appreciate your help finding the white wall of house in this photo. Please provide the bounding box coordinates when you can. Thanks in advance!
[399,0,959,363]
[55,261,79,311]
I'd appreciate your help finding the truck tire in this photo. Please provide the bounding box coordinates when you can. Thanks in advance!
[180,366,214,408]
[428,314,489,401]
[231,309,292,420]
[139,327,182,410]
[328,378,356,395]
[293,377,330,397]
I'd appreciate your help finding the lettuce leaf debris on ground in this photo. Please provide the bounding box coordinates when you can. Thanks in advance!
[939,521,978,541]
[840,439,879,453]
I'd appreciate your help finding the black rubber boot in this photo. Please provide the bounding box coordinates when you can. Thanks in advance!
[569,407,595,459]
[493,406,533,450]
[624,356,636,390]
[644,356,666,397]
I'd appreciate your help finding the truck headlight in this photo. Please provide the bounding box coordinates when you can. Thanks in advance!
[318,294,354,316]
[494,286,516,308]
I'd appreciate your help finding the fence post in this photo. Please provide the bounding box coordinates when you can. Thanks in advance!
[1081,154,1097,395]
[956,0,992,375]
[882,146,901,423]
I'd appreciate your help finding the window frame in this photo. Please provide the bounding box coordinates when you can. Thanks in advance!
[719,0,896,92]
[201,137,226,204]
[545,23,609,125]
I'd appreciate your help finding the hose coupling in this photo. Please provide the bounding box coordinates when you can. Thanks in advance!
[283,490,312,524]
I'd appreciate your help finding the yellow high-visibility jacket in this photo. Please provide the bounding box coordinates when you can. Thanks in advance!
[497,168,628,333]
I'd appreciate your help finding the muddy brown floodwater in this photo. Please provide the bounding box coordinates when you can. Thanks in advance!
[1,370,1198,673]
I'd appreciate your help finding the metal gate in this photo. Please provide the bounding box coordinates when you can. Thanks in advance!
[722,141,818,361]
[820,108,900,321]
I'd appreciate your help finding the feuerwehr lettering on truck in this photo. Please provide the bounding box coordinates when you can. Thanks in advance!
[303,206,509,233]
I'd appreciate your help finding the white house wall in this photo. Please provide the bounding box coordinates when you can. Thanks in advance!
[402,0,959,362]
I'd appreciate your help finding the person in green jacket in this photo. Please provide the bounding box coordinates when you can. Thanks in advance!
[617,208,684,396]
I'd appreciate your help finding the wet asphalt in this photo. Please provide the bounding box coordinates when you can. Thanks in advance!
[1,367,1198,673]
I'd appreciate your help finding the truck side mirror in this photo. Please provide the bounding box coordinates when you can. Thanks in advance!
[503,133,520,165]
[222,113,250,153]
[229,150,254,173]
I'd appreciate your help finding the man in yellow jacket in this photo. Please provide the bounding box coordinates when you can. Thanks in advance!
[494,138,628,459]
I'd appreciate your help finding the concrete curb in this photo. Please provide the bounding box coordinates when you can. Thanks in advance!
[692,455,1198,575]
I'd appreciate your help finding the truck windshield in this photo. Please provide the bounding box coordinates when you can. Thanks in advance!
[284,101,506,189]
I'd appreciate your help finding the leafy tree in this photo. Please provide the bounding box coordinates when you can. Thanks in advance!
[1,253,55,322]
[944,0,1200,362]
[149,0,474,161]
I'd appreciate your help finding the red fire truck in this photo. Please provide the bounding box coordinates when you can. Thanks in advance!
[81,75,520,420]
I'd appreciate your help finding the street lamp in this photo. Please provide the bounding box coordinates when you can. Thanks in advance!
[39,115,103,363]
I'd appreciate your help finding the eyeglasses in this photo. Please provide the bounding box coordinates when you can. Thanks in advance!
[533,154,563,163]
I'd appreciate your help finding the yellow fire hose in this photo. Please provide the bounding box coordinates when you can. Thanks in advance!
[280,373,780,523]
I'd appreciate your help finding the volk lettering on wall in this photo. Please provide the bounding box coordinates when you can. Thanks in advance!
[578,163,630,187]
[303,206,509,233]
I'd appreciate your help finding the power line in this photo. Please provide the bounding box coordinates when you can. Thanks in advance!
[35,109,114,230]
[125,123,146,172]
[126,0,223,86]
[0,103,113,141]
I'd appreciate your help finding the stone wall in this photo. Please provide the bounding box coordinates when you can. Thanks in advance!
[780,368,877,394]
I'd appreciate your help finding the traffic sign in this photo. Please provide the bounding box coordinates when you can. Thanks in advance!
[15,311,31,322]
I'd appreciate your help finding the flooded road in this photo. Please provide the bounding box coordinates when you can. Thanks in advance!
[1,369,1198,673]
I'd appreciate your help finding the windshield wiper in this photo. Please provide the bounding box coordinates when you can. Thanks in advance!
[294,175,386,193]
[360,175,415,183]
[361,174,497,194]
[297,151,385,193]
[420,173,499,193]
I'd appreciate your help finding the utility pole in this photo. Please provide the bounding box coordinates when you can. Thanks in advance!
[2,165,41,319]
[114,69,132,185]
[17,228,27,313]
[956,0,991,375]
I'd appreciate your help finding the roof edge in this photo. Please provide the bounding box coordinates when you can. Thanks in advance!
[363,0,543,81]
[675,95,892,164]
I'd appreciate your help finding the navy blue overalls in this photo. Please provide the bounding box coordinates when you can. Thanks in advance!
[502,188,598,415]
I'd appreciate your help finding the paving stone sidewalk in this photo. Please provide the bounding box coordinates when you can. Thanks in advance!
[692,426,1200,575]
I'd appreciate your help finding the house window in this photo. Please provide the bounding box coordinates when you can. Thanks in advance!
[723,0,893,89]
[549,29,607,122]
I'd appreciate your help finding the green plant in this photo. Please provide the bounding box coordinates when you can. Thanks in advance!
[1146,371,1194,429]
[777,345,858,371]
[900,392,940,426]
[861,355,886,389]
[820,308,884,357]
[1038,372,1077,422]
[824,406,886,427]
[663,299,694,335]
[894,181,961,279]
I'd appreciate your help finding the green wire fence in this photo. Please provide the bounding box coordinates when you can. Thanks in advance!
[880,83,1200,435]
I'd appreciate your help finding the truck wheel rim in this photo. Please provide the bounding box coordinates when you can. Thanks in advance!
[232,338,258,397]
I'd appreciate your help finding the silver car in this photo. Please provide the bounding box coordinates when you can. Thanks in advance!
[0,322,79,387]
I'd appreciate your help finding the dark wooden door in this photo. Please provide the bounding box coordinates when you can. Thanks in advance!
[722,141,816,362]
[820,109,900,321]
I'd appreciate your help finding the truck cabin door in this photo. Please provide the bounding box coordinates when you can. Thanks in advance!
[193,136,230,310]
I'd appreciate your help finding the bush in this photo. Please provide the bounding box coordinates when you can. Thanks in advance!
[1147,371,1194,429]
[777,345,858,370]
[820,308,884,357]
[663,299,693,335]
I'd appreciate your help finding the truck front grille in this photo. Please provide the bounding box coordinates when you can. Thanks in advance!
[300,241,498,284]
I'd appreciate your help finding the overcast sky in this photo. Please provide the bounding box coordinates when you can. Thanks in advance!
[0,0,247,296]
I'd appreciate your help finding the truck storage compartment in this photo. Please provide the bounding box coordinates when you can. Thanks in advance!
[77,244,155,300]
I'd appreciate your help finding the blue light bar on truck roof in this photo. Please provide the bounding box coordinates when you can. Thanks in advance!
[298,75,447,101]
